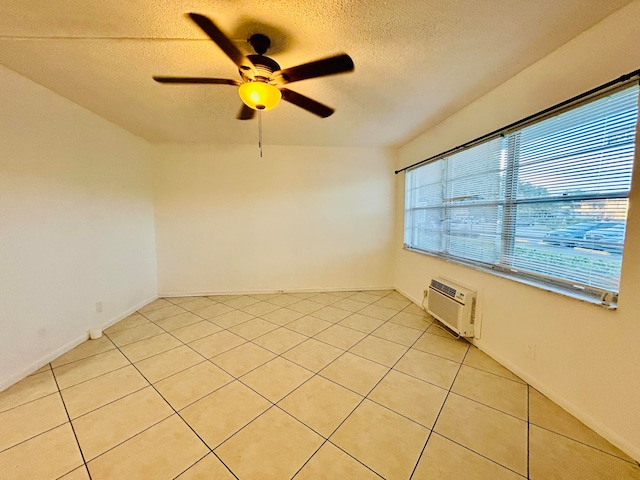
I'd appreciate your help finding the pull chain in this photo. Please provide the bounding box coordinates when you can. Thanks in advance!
[257,109,263,157]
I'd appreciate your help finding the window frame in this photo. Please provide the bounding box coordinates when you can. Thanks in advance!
[403,81,639,307]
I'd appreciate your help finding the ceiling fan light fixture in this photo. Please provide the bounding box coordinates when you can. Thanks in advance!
[238,82,282,111]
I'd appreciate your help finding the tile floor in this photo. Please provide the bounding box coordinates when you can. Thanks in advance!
[1,290,639,479]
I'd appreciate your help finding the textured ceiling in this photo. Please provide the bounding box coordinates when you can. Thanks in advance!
[0,0,633,147]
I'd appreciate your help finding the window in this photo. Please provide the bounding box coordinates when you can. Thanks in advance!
[404,83,639,303]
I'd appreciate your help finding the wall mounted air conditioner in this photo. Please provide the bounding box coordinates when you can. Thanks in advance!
[426,277,476,337]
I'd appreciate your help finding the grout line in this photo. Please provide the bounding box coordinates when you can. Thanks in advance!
[409,343,469,479]
[428,432,529,478]
[50,370,93,480]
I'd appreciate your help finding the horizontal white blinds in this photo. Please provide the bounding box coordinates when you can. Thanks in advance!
[404,83,639,296]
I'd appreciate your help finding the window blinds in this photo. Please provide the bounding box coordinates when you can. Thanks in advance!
[404,83,639,298]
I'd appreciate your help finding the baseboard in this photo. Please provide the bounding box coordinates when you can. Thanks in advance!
[0,293,158,393]
[159,286,396,298]
[392,285,639,462]
[475,342,640,463]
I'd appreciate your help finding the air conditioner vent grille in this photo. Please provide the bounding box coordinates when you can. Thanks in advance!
[430,279,457,298]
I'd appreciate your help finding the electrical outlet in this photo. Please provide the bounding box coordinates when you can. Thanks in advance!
[527,343,536,360]
[95,301,103,314]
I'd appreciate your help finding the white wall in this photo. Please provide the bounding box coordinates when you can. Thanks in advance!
[0,66,158,390]
[153,144,395,295]
[394,0,640,460]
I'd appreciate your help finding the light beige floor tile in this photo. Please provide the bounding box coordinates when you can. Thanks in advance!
[51,336,115,367]
[228,318,279,340]
[209,309,254,328]
[249,292,281,300]
[239,300,281,316]
[434,393,527,475]
[331,298,369,313]
[348,292,381,304]
[119,333,182,363]
[61,365,148,418]
[211,342,276,377]
[320,352,389,395]
[413,332,469,362]
[403,303,427,315]
[171,320,222,343]
[308,293,342,306]
[311,306,352,323]
[386,291,411,301]
[338,313,385,333]
[294,442,381,480]
[181,381,270,448]
[289,291,321,299]
[135,345,205,383]
[179,297,217,313]
[143,304,186,322]
[223,295,262,308]
[195,302,235,319]
[313,324,366,350]
[155,311,203,331]
[164,296,203,305]
[72,386,173,460]
[241,357,313,402]
[175,453,236,479]
[413,433,525,480]
[373,297,411,311]
[359,304,398,321]
[529,387,632,460]
[286,316,333,336]
[288,299,325,314]
[253,327,307,354]
[215,407,323,480]
[327,290,359,298]
[0,393,68,451]
[104,313,150,334]
[107,322,164,347]
[369,370,448,428]
[463,347,524,383]
[350,335,409,367]
[389,311,432,331]
[139,298,173,313]
[426,322,460,338]
[29,364,51,375]
[279,375,362,437]
[331,399,429,480]
[155,362,233,410]
[261,307,305,325]
[529,425,640,480]
[452,365,528,420]
[207,294,240,302]
[372,322,423,346]
[59,466,91,479]
[0,370,58,413]
[282,338,343,372]
[87,415,208,480]
[394,349,460,389]
[53,349,130,389]
[0,423,83,480]
[267,294,304,307]
[189,330,246,358]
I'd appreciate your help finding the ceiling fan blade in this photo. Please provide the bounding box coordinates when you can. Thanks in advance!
[275,54,354,84]
[280,88,334,118]
[187,13,254,71]
[153,76,241,86]
[237,104,256,120]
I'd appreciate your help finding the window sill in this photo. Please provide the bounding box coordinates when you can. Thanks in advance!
[403,245,618,310]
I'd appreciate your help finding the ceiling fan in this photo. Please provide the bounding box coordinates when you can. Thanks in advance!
[153,13,354,120]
